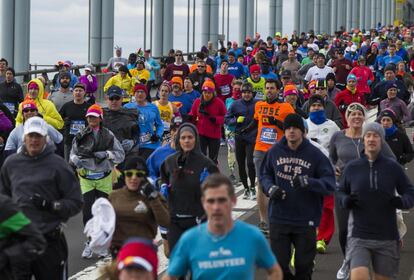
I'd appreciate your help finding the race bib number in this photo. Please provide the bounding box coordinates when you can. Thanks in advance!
[139,132,151,144]
[4,102,15,114]
[220,84,231,96]
[85,171,105,180]
[260,127,277,144]
[69,120,86,135]
[162,121,171,131]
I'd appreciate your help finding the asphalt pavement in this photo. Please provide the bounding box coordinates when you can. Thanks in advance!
[67,143,414,280]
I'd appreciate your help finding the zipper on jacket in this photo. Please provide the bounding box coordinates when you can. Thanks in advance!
[369,161,373,189]
[374,170,378,190]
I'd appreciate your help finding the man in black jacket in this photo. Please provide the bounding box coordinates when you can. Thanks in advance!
[338,122,414,280]
[0,67,24,116]
[0,116,83,279]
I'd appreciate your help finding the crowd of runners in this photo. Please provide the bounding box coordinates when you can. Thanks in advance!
[1,22,414,280]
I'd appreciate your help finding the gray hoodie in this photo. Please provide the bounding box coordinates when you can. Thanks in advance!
[0,144,83,233]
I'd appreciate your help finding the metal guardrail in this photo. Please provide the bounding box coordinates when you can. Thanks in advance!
[16,52,199,81]
[15,52,199,102]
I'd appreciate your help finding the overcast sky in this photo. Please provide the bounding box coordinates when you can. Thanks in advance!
[30,0,293,65]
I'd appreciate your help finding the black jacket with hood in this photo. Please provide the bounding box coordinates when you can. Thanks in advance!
[160,123,219,218]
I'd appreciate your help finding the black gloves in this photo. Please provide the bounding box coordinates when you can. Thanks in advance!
[31,193,56,212]
[390,196,403,209]
[209,117,216,123]
[140,179,158,200]
[150,134,160,143]
[267,116,284,130]
[338,104,348,112]
[268,185,287,201]
[344,193,359,209]
[292,175,309,189]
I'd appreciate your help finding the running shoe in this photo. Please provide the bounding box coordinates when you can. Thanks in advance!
[336,259,350,280]
[243,189,250,199]
[81,241,93,259]
[316,239,327,254]
[250,187,257,200]
[98,249,110,259]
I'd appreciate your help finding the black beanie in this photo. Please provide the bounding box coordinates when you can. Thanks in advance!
[377,108,397,124]
[326,72,336,83]
[308,94,325,108]
[283,113,305,133]
[123,156,148,174]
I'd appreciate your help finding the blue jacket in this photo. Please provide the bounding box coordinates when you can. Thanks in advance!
[146,143,175,181]
[146,57,161,81]
[123,102,164,150]
[260,137,335,227]
[338,153,414,240]
[225,98,257,144]
[227,61,245,79]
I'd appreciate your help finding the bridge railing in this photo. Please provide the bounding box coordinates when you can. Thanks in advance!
[15,52,198,102]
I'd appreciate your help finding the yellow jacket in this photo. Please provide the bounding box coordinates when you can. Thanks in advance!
[16,79,64,129]
[129,68,150,83]
[103,73,137,95]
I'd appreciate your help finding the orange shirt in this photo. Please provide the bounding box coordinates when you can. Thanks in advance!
[254,101,295,152]
[189,64,213,74]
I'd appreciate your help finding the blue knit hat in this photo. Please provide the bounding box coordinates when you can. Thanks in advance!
[346,74,357,82]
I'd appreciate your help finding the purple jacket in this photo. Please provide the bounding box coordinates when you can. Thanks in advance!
[79,75,98,95]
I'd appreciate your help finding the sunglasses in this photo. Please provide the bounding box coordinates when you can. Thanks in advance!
[109,96,121,101]
[124,169,147,178]
[175,54,183,57]
[23,109,37,113]
[197,65,206,68]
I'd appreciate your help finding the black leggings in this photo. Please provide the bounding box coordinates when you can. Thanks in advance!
[335,194,349,256]
[235,138,256,189]
[168,217,199,253]
[83,189,108,225]
[199,135,220,164]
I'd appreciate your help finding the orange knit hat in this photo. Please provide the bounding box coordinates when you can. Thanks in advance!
[86,104,103,118]
[201,79,215,93]
[170,76,183,88]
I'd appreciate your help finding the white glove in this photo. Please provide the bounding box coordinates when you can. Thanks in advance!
[87,75,93,82]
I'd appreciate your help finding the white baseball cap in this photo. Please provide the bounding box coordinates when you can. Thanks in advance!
[24,116,48,136]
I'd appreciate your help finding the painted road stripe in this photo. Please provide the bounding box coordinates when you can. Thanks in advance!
[69,184,257,279]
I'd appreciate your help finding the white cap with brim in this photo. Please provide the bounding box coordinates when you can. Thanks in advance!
[85,112,101,118]
[24,116,48,136]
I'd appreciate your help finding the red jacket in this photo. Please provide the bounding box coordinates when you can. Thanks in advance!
[349,65,374,94]
[190,97,226,139]
[335,88,366,127]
